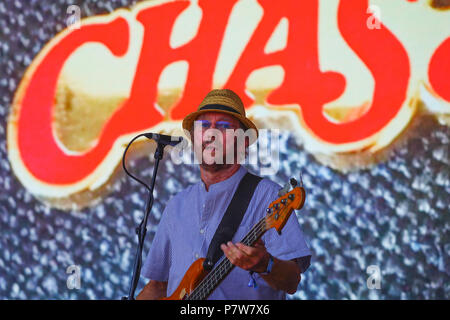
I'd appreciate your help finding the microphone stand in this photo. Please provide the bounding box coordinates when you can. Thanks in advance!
[121,135,170,300]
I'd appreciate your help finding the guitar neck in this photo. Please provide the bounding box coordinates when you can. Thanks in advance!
[186,217,268,300]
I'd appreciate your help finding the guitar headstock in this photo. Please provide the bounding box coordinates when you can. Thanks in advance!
[264,178,306,234]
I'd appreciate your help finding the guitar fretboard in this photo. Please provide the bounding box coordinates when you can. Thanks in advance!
[186,217,267,300]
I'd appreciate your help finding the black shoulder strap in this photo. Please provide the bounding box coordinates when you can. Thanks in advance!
[203,172,262,271]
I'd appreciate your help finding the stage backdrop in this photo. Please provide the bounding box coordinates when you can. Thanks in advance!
[1,0,449,299]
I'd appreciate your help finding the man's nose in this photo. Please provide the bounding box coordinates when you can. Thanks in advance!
[203,128,217,142]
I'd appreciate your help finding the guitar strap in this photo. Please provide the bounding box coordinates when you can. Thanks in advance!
[203,172,262,271]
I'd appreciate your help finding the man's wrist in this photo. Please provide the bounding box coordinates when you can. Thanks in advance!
[257,253,274,275]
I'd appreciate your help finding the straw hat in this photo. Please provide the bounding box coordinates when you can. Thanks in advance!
[182,89,258,144]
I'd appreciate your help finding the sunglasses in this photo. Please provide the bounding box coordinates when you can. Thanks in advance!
[194,119,237,131]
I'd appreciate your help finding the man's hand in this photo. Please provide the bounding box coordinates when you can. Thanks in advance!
[221,239,302,294]
[220,239,270,273]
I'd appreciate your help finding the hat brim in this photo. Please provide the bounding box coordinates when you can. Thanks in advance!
[182,109,259,145]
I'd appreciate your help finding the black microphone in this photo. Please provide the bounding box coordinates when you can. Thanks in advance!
[143,133,183,147]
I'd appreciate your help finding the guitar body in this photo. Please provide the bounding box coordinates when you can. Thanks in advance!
[162,258,208,300]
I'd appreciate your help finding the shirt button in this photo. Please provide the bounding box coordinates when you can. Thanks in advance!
[200,229,205,234]
[195,253,199,259]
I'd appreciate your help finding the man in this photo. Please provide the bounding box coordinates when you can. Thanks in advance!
[137,89,311,300]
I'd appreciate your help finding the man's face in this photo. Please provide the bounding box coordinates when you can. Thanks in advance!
[192,112,246,171]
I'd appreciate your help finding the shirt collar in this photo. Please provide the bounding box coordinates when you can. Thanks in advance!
[199,166,248,193]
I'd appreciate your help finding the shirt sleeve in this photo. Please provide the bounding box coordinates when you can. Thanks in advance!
[141,204,172,281]
[258,180,312,273]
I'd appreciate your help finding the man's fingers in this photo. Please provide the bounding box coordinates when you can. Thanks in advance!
[228,242,248,258]
[254,239,265,247]
[220,243,234,263]
[220,243,228,253]
[221,242,248,263]
[236,242,256,256]
[221,241,269,272]
[225,240,265,257]
[221,243,234,257]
